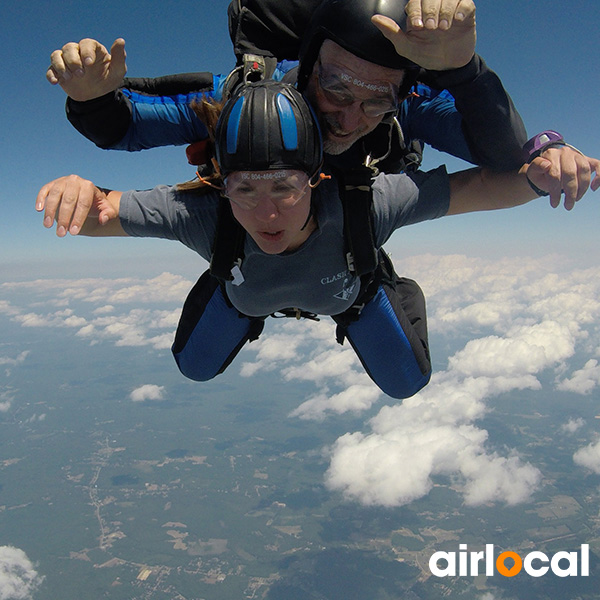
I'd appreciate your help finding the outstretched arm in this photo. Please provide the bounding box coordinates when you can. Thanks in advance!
[447,153,599,216]
[47,38,214,150]
[36,175,125,237]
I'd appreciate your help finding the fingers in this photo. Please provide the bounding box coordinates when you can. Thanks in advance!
[36,175,100,236]
[405,0,475,29]
[109,38,127,71]
[536,147,600,210]
[587,157,600,192]
[542,146,593,210]
[561,156,588,211]
[46,37,127,101]
[371,14,402,37]
[46,37,125,88]
[47,45,77,84]
[97,193,119,225]
[528,157,560,208]
[47,39,106,84]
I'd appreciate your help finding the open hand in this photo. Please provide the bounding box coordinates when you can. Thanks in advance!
[36,175,117,236]
[372,0,476,70]
[46,38,127,102]
[527,150,599,210]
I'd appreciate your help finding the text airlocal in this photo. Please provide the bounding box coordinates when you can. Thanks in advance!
[429,544,589,578]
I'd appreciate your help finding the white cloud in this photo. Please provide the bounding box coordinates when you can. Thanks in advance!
[2,274,192,353]
[130,384,166,403]
[324,374,542,507]
[0,352,29,368]
[25,414,46,424]
[573,439,600,474]
[562,417,585,434]
[3,273,191,306]
[448,321,576,379]
[92,305,115,315]
[283,347,361,385]
[0,390,15,413]
[290,384,381,421]
[0,546,44,600]
[558,359,600,394]
[239,320,382,418]
[73,308,179,350]
[0,301,20,318]
[240,333,307,376]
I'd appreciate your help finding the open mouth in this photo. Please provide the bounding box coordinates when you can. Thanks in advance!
[258,230,284,242]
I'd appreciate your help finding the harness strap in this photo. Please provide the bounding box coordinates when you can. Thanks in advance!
[361,117,423,175]
[332,250,395,345]
[338,165,379,276]
[246,316,266,341]
[272,308,320,321]
[209,199,246,281]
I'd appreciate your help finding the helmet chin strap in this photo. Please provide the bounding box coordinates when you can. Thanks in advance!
[300,195,315,231]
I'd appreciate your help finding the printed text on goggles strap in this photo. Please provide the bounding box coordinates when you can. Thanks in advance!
[224,170,311,211]
[317,61,399,117]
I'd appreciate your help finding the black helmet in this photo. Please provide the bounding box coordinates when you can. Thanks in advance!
[215,80,323,177]
[297,0,417,91]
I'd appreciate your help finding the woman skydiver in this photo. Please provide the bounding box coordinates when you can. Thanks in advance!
[36,81,596,399]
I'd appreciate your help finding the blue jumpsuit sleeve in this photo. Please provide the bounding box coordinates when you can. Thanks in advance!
[65,64,295,152]
[66,75,220,152]
[115,89,211,151]
[400,54,528,171]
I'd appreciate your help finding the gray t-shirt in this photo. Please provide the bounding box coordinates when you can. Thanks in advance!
[120,167,450,316]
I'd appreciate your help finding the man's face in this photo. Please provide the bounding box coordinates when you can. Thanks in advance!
[305,39,405,155]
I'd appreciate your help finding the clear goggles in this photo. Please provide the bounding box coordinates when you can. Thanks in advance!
[317,61,399,117]
[223,170,311,211]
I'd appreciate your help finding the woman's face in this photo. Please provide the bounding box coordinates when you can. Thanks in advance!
[225,170,315,254]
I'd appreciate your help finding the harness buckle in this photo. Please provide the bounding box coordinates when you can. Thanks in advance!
[346,251,356,273]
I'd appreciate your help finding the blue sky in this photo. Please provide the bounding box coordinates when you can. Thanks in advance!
[0,0,598,278]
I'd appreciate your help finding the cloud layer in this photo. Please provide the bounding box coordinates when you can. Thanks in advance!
[239,254,600,507]
[2,254,600,509]
[1,273,189,351]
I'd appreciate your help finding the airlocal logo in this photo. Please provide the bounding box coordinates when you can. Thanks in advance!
[429,544,589,578]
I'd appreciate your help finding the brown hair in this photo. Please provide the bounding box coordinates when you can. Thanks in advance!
[177,96,227,193]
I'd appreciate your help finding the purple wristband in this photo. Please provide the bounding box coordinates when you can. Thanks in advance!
[524,130,565,162]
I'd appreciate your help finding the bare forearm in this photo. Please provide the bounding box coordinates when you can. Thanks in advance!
[447,165,538,215]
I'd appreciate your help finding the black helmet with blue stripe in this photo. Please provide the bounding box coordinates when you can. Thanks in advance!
[215,81,323,177]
